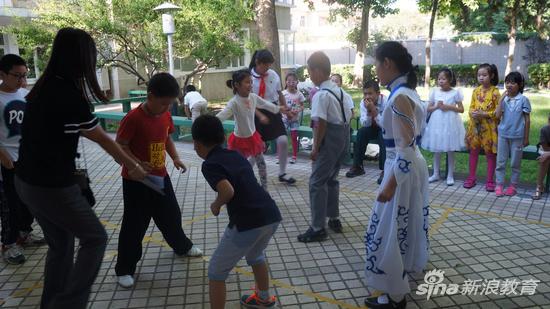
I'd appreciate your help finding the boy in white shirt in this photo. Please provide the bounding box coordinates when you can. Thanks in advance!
[0,54,44,265]
[298,52,353,243]
[183,85,208,122]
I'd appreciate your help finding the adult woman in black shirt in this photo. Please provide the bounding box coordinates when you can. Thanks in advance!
[15,28,147,309]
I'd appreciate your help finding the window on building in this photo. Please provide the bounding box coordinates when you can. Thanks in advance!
[226,28,250,69]
[300,16,305,27]
[276,0,294,5]
[279,31,295,66]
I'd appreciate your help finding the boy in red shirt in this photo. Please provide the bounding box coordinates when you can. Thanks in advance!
[115,73,202,288]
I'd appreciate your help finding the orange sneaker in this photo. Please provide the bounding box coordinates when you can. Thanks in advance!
[240,291,277,308]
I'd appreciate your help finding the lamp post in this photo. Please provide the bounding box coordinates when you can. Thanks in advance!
[153,2,181,76]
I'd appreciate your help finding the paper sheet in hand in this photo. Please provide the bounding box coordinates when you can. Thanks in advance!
[140,175,165,196]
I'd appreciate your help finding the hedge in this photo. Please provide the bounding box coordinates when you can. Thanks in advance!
[297,64,480,87]
[527,63,550,89]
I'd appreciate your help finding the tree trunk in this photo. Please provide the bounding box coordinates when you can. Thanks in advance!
[535,0,545,37]
[354,0,371,87]
[424,0,439,89]
[505,0,520,76]
[254,0,282,76]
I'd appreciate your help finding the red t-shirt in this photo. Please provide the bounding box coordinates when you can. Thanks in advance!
[117,104,175,179]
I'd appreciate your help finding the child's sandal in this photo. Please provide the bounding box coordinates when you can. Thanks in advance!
[532,187,544,200]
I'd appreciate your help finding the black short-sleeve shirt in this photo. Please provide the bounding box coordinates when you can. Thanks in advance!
[201,146,282,231]
[16,76,99,187]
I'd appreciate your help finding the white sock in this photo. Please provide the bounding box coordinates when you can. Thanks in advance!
[447,152,455,179]
[432,152,440,177]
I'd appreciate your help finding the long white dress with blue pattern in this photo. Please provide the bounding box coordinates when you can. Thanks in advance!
[364,76,430,295]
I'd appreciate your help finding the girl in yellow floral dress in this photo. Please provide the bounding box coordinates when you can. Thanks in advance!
[464,63,501,191]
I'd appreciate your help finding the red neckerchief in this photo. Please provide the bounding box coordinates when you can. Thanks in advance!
[252,69,268,99]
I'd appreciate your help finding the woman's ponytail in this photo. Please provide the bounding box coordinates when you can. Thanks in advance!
[248,50,258,70]
[375,41,418,89]
[406,65,419,89]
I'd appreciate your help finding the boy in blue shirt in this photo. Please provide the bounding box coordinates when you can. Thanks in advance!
[192,115,281,309]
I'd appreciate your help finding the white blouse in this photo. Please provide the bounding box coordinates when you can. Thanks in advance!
[216,93,280,138]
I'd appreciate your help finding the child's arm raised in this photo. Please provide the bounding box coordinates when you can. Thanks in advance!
[211,179,234,216]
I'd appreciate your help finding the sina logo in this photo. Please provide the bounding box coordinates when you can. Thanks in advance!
[416,269,460,300]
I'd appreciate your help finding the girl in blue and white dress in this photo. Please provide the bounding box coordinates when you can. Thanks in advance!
[363,41,430,309]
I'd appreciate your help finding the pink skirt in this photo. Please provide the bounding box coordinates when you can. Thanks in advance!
[228,131,265,158]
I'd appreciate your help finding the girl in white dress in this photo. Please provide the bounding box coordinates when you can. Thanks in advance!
[364,41,430,309]
[421,68,466,186]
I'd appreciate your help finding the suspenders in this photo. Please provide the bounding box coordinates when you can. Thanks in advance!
[321,88,347,124]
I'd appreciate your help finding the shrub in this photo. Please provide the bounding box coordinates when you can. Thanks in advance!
[418,64,480,87]
[528,63,550,89]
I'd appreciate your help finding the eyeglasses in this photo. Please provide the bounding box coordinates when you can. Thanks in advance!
[7,72,28,81]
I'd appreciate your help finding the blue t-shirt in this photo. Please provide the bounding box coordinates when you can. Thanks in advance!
[497,93,531,139]
[201,146,282,231]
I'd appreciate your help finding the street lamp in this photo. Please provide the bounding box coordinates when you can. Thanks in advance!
[153,2,181,76]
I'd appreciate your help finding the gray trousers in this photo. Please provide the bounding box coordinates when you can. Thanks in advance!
[496,136,524,185]
[309,122,350,230]
[15,176,107,309]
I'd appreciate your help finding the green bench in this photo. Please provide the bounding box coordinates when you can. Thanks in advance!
[93,111,236,143]
[94,110,546,190]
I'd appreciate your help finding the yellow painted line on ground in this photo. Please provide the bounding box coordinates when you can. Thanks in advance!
[429,208,454,236]
[340,187,550,229]
[100,218,364,309]
[0,281,43,306]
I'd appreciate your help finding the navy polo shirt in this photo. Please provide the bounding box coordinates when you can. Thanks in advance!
[201,146,282,231]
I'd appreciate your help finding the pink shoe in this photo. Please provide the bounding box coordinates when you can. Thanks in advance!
[505,185,517,196]
[463,177,476,189]
[486,181,496,192]
[495,185,504,197]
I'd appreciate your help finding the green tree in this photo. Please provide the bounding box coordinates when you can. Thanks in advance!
[10,0,252,86]
[437,0,549,76]
[418,0,480,87]
[325,0,398,86]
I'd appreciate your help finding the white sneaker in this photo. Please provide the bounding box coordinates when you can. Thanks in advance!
[117,275,134,288]
[185,245,203,257]
[428,174,440,183]
[447,176,455,186]
[18,231,46,246]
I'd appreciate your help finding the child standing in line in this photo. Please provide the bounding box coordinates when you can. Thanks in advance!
[0,54,45,265]
[182,84,208,122]
[282,72,306,164]
[534,115,550,200]
[464,63,501,191]
[115,73,202,289]
[494,72,531,197]
[421,68,466,186]
[192,114,282,309]
[216,69,284,190]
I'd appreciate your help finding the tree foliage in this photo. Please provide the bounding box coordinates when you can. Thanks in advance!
[10,0,253,85]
